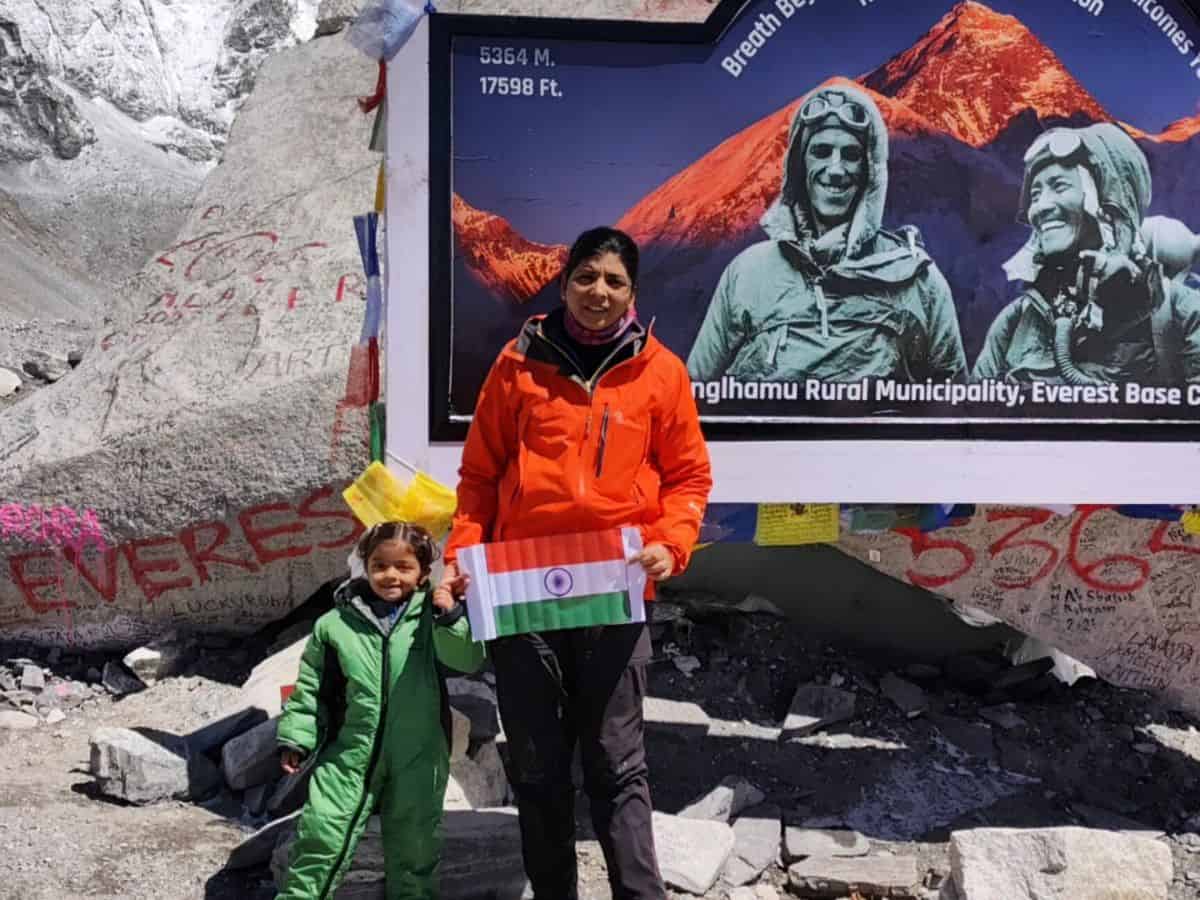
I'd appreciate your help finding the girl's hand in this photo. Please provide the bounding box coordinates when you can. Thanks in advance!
[629,543,673,581]
[280,749,306,776]
[432,585,457,612]
[436,562,471,611]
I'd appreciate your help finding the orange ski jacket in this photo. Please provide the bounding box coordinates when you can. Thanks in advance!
[445,313,712,579]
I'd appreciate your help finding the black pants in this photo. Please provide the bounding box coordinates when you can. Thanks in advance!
[489,622,664,900]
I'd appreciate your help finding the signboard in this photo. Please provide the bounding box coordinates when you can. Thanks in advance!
[387,1,1200,501]
[431,0,1200,443]
[380,4,1200,708]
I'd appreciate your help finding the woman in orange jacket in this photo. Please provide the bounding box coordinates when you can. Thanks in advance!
[438,227,712,900]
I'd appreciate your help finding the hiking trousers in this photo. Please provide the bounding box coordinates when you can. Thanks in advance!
[489,622,664,900]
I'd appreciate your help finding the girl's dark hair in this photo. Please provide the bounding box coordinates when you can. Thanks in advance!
[355,521,440,571]
[563,227,640,288]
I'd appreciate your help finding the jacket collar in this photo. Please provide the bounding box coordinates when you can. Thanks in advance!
[336,577,427,637]
[506,310,657,383]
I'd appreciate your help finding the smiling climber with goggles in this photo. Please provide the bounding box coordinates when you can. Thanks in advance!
[799,90,871,130]
[1023,129,1088,166]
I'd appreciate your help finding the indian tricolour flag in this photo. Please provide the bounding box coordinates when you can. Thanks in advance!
[458,527,647,641]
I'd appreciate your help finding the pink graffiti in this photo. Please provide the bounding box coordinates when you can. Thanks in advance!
[0,504,107,554]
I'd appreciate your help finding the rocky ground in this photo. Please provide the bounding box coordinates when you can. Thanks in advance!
[0,635,269,899]
[0,317,93,415]
[2,591,1199,899]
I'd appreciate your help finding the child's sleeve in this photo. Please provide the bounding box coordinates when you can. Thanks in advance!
[432,605,485,674]
[276,623,329,756]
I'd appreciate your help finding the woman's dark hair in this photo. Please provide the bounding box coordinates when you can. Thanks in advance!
[355,521,440,571]
[563,227,640,288]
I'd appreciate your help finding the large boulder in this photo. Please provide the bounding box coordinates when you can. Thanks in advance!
[838,508,1200,716]
[0,32,376,648]
[228,636,309,719]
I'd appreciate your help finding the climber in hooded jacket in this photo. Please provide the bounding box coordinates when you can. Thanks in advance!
[973,122,1200,386]
[687,81,967,385]
[274,522,485,900]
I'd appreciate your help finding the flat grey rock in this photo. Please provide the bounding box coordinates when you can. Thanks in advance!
[950,827,1172,900]
[722,804,780,886]
[653,811,735,895]
[880,673,927,718]
[788,854,918,898]
[0,709,39,729]
[225,810,302,870]
[221,718,280,791]
[781,684,856,738]
[90,725,221,803]
[680,775,764,823]
[784,827,870,862]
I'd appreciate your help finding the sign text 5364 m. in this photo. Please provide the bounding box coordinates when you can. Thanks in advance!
[478,46,555,67]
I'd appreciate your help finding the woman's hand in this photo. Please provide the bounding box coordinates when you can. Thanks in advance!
[434,562,471,612]
[280,749,306,776]
[630,543,674,581]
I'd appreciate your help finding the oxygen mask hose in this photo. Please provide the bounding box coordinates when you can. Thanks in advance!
[1052,265,1105,386]
[1053,317,1103,386]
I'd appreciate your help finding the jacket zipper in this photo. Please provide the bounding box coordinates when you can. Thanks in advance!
[317,620,393,900]
[533,327,645,492]
[581,408,592,465]
[536,328,633,466]
[595,404,610,478]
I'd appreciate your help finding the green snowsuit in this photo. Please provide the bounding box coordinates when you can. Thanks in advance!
[275,579,484,900]
[687,82,966,384]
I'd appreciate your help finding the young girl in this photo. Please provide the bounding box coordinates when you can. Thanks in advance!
[275,521,483,900]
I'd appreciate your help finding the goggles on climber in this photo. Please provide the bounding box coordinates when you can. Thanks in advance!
[1023,130,1086,166]
[799,91,871,132]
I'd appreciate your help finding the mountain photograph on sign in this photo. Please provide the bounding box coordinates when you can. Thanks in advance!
[447,0,1200,429]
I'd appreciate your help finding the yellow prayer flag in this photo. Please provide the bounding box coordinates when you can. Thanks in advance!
[754,503,840,546]
[374,160,386,213]
[397,470,458,540]
[343,461,408,528]
[343,461,458,539]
